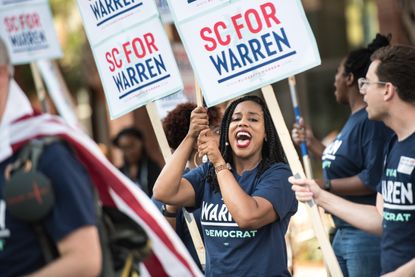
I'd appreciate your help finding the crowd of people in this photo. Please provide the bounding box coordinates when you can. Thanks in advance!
[290,44,415,276]
[292,34,392,277]
[1,30,415,277]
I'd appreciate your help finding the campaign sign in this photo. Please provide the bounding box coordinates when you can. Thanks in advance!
[0,0,62,65]
[92,18,183,119]
[76,0,158,45]
[166,0,229,22]
[173,0,321,107]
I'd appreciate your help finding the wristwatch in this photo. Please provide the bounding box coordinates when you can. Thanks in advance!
[324,179,332,191]
[214,163,232,174]
[161,204,177,218]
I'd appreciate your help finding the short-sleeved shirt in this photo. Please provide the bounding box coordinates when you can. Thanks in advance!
[322,108,392,228]
[184,162,298,277]
[378,133,415,274]
[0,142,96,276]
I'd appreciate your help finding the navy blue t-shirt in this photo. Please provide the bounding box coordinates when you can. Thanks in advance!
[322,108,392,228]
[184,162,298,277]
[378,133,415,274]
[0,142,96,276]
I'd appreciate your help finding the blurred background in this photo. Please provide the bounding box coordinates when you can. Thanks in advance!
[10,1,415,275]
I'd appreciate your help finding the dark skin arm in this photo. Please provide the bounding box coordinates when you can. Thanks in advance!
[316,176,375,196]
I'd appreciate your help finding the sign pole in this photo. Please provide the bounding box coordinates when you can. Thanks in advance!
[30,62,49,113]
[288,76,336,274]
[288,76,313,179]
[36,60,80,127]
[261,85,343,277]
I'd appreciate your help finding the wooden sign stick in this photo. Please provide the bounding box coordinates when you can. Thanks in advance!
[30,62,49,113]
[146,101,206,269]
[288,76,335,274]
[261,85,343,277]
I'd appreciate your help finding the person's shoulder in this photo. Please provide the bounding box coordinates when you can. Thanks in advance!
[184,162,210,179]
[263,162,292,177]
[39,140,86,176]
[363,116,394,136]
[268,162,291,171]
[41,141,74,161]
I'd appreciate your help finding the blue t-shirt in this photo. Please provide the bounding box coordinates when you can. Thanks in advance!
[184,162,298,277]
[378,133,415,274]
[0,142,96,276]
[322,108,392,228]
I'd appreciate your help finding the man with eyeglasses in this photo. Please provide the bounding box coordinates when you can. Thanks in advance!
[290,45,415,276]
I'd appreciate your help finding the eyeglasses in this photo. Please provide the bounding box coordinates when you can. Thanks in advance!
[358,77,388,92]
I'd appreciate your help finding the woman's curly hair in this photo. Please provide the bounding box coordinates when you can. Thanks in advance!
[163,102,221,150]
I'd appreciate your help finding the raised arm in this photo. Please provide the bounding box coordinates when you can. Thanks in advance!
[289,176,383,236]
[153,107,209,207]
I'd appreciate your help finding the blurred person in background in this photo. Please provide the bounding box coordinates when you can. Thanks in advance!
[113,127,161,197]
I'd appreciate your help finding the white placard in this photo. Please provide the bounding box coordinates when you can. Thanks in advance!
[167,0,229,22]
[170,0,321,107]
[77,0,183,119]
[92,18,183,119]
[0,0,62,64]
[76,0,158,45]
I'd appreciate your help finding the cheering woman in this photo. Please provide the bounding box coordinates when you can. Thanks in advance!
[154,95,298,276]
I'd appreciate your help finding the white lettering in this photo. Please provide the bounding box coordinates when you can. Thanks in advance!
[393,182,401,203]
[402,183,413,204]
[0,201,5,230]
[383,181,414,205]
[218,204,228,221]
[209,205,219,221]
[202,201,214,220]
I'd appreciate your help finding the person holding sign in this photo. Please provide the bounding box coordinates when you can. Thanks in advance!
[157,101,222,271]
[290,44,415,277]
[154,95,298,276]
[292,34,392,277]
